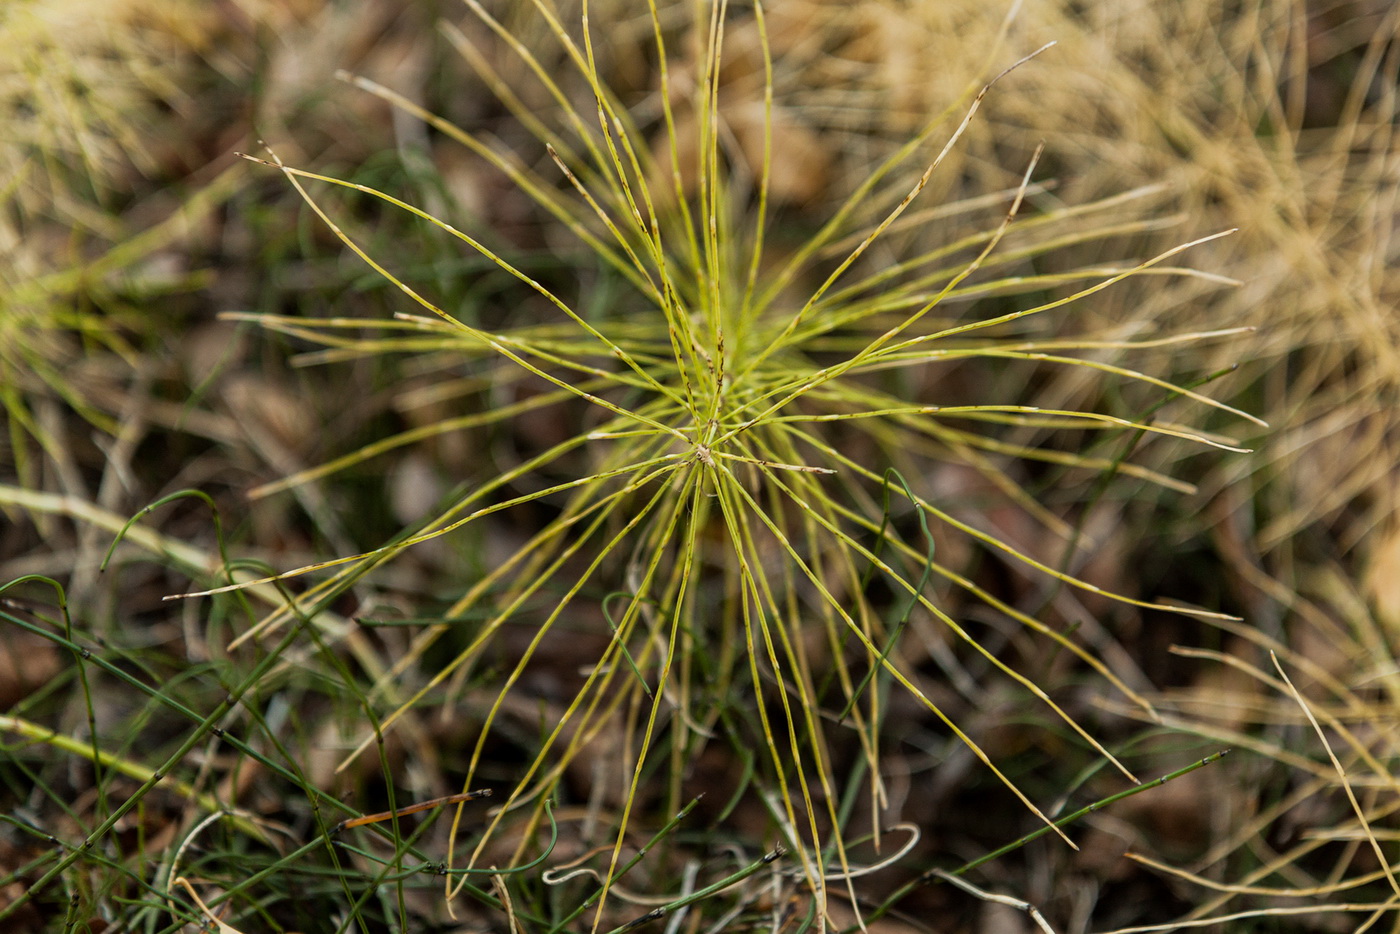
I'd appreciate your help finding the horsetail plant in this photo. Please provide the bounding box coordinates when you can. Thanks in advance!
[175,0,1259,926]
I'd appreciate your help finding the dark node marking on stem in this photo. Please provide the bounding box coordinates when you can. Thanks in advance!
[622,908,666,931]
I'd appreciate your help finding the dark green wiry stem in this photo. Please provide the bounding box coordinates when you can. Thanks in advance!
[851,750,1231,931]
